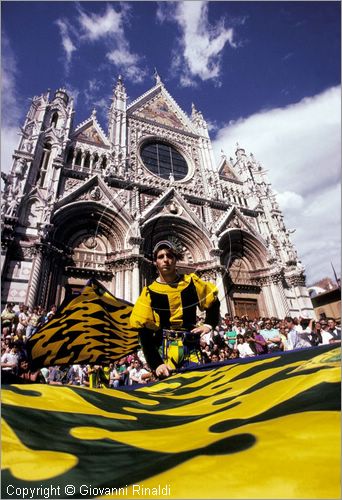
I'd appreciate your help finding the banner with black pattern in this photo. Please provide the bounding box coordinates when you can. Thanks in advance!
[27,279,140,367]
[2,344,340,499]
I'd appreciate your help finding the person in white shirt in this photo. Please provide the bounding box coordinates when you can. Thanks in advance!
[319,327,334,345]
[326,318,341,343]
[235,334,255,358]
[128,359,150,385]
[1,343,20,373]
[285,317,312,349]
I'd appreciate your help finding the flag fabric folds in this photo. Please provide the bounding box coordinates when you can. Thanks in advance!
[27,279,139,367]
[2,344,340,499]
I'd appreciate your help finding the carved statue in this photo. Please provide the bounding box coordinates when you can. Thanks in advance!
[233,215,241,228]
[21,135,33,152]
[90,186,102,201]
[287,246,298,262]
[5,196,19,217]
[14,158,26,176]
[42,203,52,223]
[11,158,26,192]
[83,234,98,249]
[94,157,102,170]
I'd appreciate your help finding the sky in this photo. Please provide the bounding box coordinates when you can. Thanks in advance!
[1,1,341,286]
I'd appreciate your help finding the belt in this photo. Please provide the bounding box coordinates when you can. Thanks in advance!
[162,329,200,343]
[162,329,187,340]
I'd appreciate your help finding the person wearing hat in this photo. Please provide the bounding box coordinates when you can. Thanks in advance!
[130,240,220,378]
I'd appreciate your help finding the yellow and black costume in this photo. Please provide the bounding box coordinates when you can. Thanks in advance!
[130,273,220,371]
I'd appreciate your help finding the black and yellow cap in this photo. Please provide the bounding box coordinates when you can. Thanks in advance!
[152,239,185,261]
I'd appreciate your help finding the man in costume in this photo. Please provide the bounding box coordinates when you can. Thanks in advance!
[130,240,220,378]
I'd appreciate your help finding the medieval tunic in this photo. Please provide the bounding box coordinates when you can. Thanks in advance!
[130,273,220,370]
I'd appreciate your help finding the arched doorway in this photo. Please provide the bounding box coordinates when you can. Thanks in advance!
[140,215,213,286]
[219,229,268,319]
[49,201,129,304]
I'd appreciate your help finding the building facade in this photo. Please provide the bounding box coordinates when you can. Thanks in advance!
[1,75,313,318]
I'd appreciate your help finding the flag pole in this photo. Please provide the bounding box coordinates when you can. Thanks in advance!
[331,261,340,289]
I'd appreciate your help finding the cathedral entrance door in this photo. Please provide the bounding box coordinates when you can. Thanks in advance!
[234,298,259,319]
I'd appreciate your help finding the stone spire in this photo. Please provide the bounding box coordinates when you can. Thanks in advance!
[113,74,127,101]
[108,75,127,170]
[191,102,208,137]
[235,142,247,160]
[153,68,162,85]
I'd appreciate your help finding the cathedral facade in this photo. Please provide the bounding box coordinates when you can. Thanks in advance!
[1,76,313,319]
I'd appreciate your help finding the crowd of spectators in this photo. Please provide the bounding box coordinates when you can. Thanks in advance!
[1,301,340,387]
[198,313,341,363]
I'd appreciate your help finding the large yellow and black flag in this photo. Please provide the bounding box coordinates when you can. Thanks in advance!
[27,278,139,367]
[2,344,340,499]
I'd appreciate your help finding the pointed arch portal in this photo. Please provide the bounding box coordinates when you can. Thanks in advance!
[140,215,214,285]
[49,201,130,303]
[219,228,269,318]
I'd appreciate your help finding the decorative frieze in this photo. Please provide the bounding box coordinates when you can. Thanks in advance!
[128,236,144,247]
[65,178,81,192]
[286,274,306,287]
[22,246,37,260]
[107,256,141,272]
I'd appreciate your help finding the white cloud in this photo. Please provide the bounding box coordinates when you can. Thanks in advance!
[275,190,304,213]
[157,1,235,86]
[77,4,123,41]
[107,47,139,66]
[1,126,19,176]
[1,33,22,174]
[55,5,146,82]
[106,45,146,83]
[55,19,77,72]
[77,4,146,83]
[84,78,103,106]
[64,84,80,108]
[212,86,341,285]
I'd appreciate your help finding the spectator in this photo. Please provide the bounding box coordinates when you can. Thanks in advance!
[1,303,17,335]
[232,319,245,335]
[260,319,282,352]
[200,342,212,364]
[26,307,41,339]
[224,325,237,350]
[46,305,57,323]
[115,357,130,385]
[18,359,46,383]
[79,365,89,386]
[223,313,232,327]
[48,366,64,385]
[66,364,82,385]
[1,342,20,374]
[16,304,29,337]
[218,348,226,362]
[211,353,219,363]
[319,323,334,345]
[129,359,149,385]
[109,363,122,388]
[285,317,311,349]
[235,334,255,358]
[278,324,289,350]
[326,318,341,343]
[40,366,49,383]
[310,321,323,346]
[228,349,239,359]
[250,329,268,355]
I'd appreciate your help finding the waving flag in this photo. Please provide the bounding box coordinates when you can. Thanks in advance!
[27,279,139,367]
[2,344,340,499]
